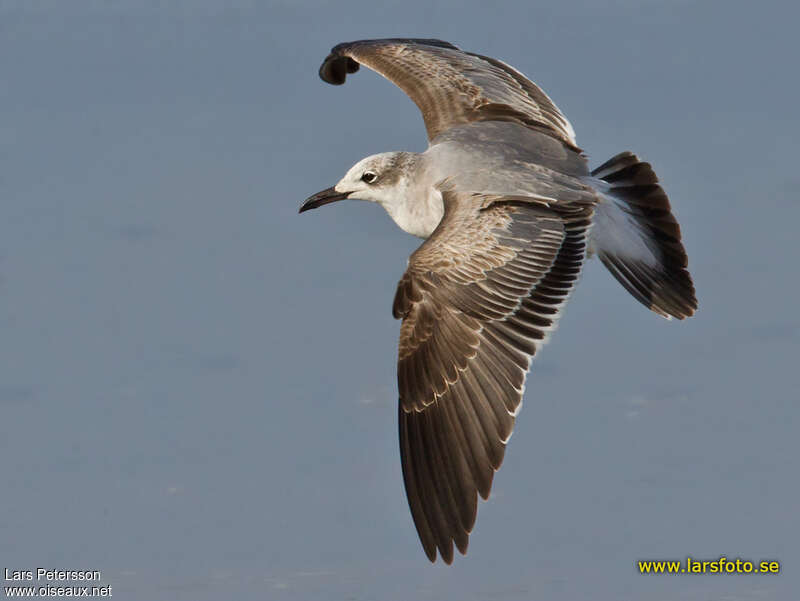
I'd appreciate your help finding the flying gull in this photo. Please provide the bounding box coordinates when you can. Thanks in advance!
[299,38,697,564]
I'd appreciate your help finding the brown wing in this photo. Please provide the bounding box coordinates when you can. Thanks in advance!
[319,38,578,149]
[393,191,592,563]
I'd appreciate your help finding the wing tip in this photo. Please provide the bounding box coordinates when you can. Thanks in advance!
[319,39,460,85]
[319,53,359,85]
[424,536,469,565]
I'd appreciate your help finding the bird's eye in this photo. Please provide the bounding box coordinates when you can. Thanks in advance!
[361,171,377,184]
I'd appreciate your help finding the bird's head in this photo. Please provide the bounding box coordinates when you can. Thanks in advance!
[299,152,416,213]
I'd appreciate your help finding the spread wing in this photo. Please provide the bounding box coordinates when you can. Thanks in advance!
[392,191,592,563]
[319,38,578,149]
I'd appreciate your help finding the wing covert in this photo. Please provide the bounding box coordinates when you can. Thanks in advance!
[394,191,592,562]
[319,39,578,149]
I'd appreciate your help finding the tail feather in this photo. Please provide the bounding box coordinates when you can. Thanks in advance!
[590,152,697,319]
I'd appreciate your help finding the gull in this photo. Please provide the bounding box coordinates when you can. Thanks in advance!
[299,38,697,564]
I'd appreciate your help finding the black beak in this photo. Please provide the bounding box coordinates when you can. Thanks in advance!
[299,187,349,213]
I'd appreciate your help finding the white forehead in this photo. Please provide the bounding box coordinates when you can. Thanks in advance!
[343,152,398,180]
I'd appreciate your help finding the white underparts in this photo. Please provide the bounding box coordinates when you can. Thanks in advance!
[381,188,444,239]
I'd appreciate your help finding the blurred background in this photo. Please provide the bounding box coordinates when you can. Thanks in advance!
[1,1,797,599]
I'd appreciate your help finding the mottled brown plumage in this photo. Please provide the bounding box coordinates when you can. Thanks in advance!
[393,191,591,561]
[301,38,696,565]
[320,39,578,149]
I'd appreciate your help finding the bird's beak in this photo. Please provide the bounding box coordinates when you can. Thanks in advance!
[299,187,350,213]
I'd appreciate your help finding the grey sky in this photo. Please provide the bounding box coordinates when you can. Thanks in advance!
[2,1,798,600]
